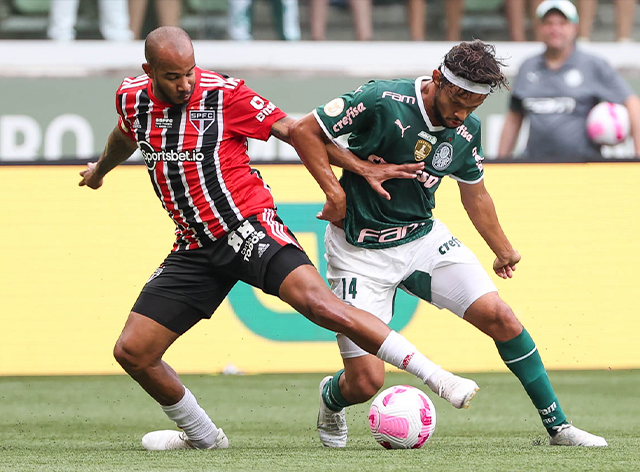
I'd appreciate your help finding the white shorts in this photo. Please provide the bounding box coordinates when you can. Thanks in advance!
[325,219,497,359]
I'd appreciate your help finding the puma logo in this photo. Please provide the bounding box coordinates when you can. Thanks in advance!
[395,119,410,138]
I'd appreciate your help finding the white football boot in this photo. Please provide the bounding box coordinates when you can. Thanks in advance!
[426,370,479,409]
[317,376,348,447]
[141,428,229,451]
[548,423,608,447]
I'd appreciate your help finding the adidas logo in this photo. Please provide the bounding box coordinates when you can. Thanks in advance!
[258,243,270,258]
[132,117,141,129]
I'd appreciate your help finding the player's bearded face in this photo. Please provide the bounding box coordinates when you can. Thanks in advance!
[151,54,197,106]
[433,85,486,129]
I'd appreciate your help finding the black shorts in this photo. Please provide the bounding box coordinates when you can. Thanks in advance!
[132,212,313,334]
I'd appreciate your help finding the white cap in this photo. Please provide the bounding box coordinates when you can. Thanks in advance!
[536,0,579,24]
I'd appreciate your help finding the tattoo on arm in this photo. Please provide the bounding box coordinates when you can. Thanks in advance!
[96,126,138,176]
[270,117,295,144]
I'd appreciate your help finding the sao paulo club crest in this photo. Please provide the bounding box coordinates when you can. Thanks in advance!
[189,109,216,133]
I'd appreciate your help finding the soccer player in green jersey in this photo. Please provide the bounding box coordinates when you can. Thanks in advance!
[290,40,607,447]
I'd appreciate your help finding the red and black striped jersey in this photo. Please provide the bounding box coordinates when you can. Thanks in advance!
[115,67,287,251]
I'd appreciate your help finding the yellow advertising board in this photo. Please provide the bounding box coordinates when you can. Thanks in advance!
[0,163,638,376]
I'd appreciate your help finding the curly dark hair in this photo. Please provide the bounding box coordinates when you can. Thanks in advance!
[440,40,509,94]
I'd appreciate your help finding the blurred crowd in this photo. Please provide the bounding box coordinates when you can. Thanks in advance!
[0,0,636,42]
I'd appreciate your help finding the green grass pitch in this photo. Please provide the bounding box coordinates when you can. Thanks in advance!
[1,370,638,471]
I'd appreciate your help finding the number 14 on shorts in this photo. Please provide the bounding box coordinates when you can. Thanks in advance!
[340,277,357,300]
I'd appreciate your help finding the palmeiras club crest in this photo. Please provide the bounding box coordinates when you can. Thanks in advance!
[432,142,453,170]
[189,109,216,133]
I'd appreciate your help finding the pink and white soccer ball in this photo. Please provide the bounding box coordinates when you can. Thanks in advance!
[586,102,630,145]
[368,385,436,449]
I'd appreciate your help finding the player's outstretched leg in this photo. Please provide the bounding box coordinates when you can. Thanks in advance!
[465,294,607,447]
[317,373,348,447]
[377,331,479,409]
[496,328,607,447]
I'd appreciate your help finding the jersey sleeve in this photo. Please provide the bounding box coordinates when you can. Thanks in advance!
[313,81,377,139]
[451,126,485,184]
[115,89,136,141]
[509,67,526,113]
[509,94,524,113]
[224,81,287,141]
[593,58,634,104]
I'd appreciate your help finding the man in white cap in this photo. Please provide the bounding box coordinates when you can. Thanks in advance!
[498,0,640,161]
[291,39,608,447]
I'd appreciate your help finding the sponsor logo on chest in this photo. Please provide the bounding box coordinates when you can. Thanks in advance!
[381,91,416,104]
[456,124,474,142]
[154,117,173,129]
[138,140,205,170]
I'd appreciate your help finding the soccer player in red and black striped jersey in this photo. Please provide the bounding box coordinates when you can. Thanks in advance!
[78,26,467,451]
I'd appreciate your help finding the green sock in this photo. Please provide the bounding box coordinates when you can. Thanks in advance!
[496,329,567,430]
[322,369,352,412]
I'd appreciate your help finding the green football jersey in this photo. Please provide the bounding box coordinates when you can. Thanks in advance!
[314,77,485,249]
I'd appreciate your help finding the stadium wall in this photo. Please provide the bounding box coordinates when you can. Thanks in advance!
[1,41,640,161]
[1,163,638,376]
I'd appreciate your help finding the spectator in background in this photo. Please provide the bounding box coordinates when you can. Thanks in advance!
[578,0,637,42]
[48,0,133,41]
[228,0,300,40]
[498,0,640,161]
[310,0,427,41]
[309,0,371,41]
[129,0,182,40]
[446,0,544,42]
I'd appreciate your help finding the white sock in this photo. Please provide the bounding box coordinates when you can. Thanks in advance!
[376,330,440,383]
[161,387,219,448]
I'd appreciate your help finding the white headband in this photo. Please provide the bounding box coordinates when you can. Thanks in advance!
[440,64,492,95]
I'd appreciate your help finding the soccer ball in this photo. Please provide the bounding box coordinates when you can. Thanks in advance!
[586,102,630,145]
[368,385,436,449]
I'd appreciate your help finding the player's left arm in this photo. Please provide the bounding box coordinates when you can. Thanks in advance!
[458,180,521,279]
[624,94,640,157]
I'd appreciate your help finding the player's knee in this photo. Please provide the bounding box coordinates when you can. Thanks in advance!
[486,301,521,340]
[113,338,154,373]
[350,374,384,402]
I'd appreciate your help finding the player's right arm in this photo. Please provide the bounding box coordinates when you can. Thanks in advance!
[78,125,138,189]
[291,82,423,220]
[290,113,423,221]
[289,113,348,222]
